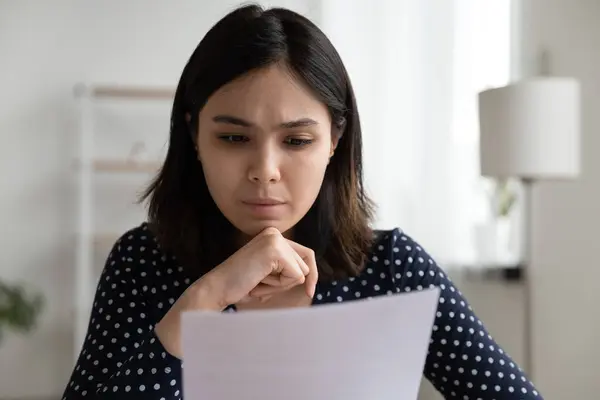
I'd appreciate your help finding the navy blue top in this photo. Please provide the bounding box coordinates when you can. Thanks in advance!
[62,222,542,399]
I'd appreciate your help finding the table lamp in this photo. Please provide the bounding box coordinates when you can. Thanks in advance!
[477,76,581,377]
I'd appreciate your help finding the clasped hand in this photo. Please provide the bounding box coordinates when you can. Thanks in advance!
[155,226,318,358]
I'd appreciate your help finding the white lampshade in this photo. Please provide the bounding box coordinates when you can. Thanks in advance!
[478,77,581,180]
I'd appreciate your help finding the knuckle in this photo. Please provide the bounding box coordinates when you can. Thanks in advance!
[263,233,282,249]
[265,246,281,262]
[261,227,281,236]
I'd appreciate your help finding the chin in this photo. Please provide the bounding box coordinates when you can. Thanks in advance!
[233,219,296,238]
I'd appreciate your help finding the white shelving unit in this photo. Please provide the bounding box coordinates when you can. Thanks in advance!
[72,84,174,359]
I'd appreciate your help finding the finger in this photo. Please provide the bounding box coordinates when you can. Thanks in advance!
[259,295,273,303]
[289,246,310,276]
[261,266,305,288]
[252,247,306,294]
[238,294,254,304]
[260,270,305,291]
[261,266,308,286]
[270,247,306,286]
[254,256,306,297]
[249,281,299,298]
[241,291,272,304]
[286,240,319,298]
[256,226,281,238]
[260,273,283,286]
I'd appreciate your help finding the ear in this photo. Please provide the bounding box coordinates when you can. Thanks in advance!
[330,135,339,158]
[329,117,345,159]
[185,112,193,133]
[185,112,198,149]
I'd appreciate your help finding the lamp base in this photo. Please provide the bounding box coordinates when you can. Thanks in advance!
[501,265,524,281]
[479,265,524,282]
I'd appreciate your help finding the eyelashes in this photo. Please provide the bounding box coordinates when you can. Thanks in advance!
[219,135,249,143]
[218,135,314,147]
[284,138,313,146]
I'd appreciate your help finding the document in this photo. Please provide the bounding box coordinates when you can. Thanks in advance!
[182,288,440,400]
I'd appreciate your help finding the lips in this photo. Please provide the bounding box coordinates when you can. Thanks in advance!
[241,198,287,218]
[242,198,285,206]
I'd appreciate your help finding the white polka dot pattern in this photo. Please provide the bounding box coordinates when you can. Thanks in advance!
[382,230,541,399]
[61,224,543,399]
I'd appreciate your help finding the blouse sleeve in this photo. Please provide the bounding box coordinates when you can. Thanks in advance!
[387,230,543,399]
[61,233,183,399]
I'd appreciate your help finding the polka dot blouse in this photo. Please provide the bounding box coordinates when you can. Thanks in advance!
[62,223,543,399]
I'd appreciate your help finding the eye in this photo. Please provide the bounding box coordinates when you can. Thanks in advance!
[284,137,314,146]
[219,134,248,143]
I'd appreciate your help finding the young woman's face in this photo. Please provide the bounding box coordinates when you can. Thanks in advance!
[196,64,338,238]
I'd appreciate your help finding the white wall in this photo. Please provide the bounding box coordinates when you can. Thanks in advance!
[0,1,319,397]
[521,0,600,397]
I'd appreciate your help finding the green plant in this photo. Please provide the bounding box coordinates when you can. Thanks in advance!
[484,178,518,218]
[0,280,44,342]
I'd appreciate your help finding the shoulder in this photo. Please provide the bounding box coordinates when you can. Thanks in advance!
[366,227,448,290]
[112,222,159,250]
[109,222,166,259]
[97,223,193,304]
[368,227,430,263]
[315,227,448,303]
[101,222,171,278]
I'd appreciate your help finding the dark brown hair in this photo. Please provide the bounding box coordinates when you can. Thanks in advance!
[140,4,375,281]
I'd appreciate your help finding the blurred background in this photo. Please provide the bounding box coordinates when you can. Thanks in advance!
[0,0,597,398]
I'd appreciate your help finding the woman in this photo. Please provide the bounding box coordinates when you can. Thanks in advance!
[62,4,542,399]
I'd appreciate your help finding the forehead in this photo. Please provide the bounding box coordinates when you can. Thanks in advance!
[200,64,330,125]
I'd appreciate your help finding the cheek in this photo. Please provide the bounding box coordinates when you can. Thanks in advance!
[286,149,330,204]
[198,150,240,202]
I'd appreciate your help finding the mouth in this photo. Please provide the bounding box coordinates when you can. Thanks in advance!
[241,199,287,217]
[242,199,286,206]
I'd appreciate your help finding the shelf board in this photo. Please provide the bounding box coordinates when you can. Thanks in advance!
[92,233,121,247]
[73,159,162,173]
[73,233,128,248]
[74,84,175,100]
[93,159,162,173]
[446,261,520,270]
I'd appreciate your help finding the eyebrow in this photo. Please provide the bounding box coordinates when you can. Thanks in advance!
[212,114,319,129]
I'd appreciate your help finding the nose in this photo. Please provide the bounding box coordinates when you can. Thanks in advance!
[247,145,281,184]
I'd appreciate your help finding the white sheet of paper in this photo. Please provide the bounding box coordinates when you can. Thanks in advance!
[182,288,440,400]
